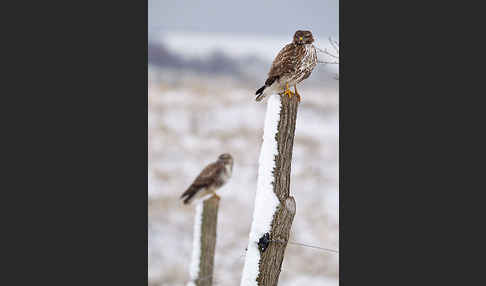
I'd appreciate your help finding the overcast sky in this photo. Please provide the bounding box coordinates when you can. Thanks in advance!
[149,0,338,38]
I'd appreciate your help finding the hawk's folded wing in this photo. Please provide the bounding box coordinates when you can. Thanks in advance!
[268,43,297,80]
[180,161,224,203]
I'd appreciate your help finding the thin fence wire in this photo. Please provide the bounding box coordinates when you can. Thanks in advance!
[286,241,338,253]
[269,239,338,254]
[191,239,337,284]
[240,239,338,257]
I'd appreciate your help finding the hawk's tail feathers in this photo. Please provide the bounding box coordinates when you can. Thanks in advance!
[180,185,201,205]
[255,85,266,101]
[255,76,278,102]
[256,85,265,95]
[182,194,196,205]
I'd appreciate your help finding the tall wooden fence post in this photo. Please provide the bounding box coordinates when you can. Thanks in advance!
[188,195,220,286]
[241,94,299,286]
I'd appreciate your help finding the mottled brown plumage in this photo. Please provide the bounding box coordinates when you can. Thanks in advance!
[255,30,318,102]
[180,154,233,204]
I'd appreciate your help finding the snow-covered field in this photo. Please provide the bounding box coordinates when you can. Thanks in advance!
[148,31,338,286]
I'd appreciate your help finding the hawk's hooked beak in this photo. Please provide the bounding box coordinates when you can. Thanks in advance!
[299,37,303,41]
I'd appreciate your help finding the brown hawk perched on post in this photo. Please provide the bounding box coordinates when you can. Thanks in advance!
[180,154,234,205]
[255,30,318,102]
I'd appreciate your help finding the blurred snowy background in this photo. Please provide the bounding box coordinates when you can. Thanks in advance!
[148,1,339,285]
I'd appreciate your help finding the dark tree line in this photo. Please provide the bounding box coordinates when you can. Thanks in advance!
[148,41,241,76]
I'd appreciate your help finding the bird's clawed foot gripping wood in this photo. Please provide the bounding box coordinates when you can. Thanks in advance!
[282,83,294,99]
[280,83,301,102]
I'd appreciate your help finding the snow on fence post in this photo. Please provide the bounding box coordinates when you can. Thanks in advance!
[188,195,220,286]
[241,94,299,286]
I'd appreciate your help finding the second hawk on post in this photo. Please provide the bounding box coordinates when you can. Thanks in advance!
[180,154,234,205]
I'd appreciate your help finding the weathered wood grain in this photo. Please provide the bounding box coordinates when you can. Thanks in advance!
[195,195,220,286]
[256,94,299,286]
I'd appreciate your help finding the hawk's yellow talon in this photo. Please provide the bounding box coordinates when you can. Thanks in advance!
[283,83,294,98]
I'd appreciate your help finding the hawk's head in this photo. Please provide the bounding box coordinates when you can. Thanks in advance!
[293,30,314,45]
[218,153,233,167]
